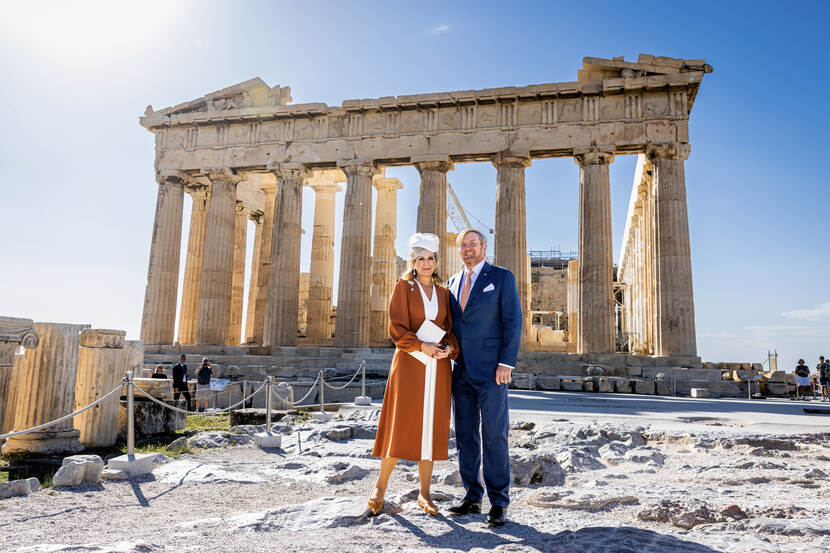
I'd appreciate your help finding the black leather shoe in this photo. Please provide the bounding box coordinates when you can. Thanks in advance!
[486,505,507,526]
[448,498,482,516]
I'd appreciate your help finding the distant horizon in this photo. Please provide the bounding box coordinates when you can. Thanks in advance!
[1,0,828,374]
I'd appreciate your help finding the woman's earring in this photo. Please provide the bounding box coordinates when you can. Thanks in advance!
[412,269,417,277]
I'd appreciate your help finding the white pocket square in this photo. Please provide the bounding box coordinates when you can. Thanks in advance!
[482,283,495,292]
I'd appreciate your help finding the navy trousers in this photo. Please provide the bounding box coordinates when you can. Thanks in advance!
[452,365,510,507]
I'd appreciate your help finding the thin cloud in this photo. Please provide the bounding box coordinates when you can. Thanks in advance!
[780,301,830,321]
[428,24,452,35]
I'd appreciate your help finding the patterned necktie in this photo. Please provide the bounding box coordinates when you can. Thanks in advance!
[460,269,473,311]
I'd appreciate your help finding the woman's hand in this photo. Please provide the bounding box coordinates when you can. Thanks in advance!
[420,342,445,359]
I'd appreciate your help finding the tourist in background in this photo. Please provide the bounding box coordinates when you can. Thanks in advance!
[151,365,167,379]
[172,354,192,411]
[794,359,813,400]
[369,233,458,517]
[194,357,214,412]
[817,356,829,402]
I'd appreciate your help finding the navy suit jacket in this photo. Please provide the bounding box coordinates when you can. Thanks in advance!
[447,262,522,383]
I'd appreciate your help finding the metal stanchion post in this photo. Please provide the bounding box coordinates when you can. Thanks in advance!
[265,376,273,432]
[319,369,325,413]
[355,361,372,406]
[747,377,752,400]
[126,370,135,456]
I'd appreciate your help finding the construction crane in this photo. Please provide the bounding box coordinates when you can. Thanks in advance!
[446,181,473,232]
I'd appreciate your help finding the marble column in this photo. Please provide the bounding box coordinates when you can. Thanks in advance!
[445,231,463,278]
[252,176,278,344]
[196,169,241,345]
[122,340,144,376]
[648,143,697,357]
[244,211,263,344]
[307,173,343,342]
[0,317,39,437]
[566,259,579,344]
[493,151,532,349]
[641,182,656,355]
[74,329,125,448]
[414,156,453,278]
[2,322,86,455]
[178,186,210,345]
[335,160,376,348]
[140,173,184,345]
[370,174,403,345]
[227,202,249,345]
[264,163,308,347]
[575,151,615,354]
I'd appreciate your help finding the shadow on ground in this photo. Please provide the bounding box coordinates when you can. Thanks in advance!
[392,515,724,553]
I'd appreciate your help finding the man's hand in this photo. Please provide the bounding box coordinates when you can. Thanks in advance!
[495,364,512,385]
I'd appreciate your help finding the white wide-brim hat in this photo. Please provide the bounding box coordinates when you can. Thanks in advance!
[407,232,440,252]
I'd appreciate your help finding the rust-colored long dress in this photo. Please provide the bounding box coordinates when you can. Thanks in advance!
[372,278,459,461]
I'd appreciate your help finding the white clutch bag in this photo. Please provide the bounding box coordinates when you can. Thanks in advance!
[408,319,446,365]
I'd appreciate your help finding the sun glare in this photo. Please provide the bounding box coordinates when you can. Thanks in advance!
[1,1,188,68]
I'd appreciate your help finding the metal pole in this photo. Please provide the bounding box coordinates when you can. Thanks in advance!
[265,376,273,432]
[319,369,325,413]
[747,376,752,400]
[126,370,135,456]
[361,361,366,398]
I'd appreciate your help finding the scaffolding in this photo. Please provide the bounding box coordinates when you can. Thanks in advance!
[529,249,577,269]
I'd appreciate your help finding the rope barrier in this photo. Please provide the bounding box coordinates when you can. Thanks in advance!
[133,382,267,415]
[292,375,321,406]
[0,381,125,440]
[322,361,365,391]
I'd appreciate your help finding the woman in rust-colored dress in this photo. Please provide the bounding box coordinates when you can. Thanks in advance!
[368,233,459,516]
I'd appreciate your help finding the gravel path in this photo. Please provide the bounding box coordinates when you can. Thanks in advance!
[2,410,829,553]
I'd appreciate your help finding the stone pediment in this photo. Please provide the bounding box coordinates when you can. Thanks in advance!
[578,54,712,84]
[142,78,292,123]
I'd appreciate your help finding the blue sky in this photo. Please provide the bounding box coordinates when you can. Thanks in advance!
[1,0,828,371]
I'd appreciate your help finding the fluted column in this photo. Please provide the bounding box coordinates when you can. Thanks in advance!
[264,163,308,347]
[648,143,697,357]
[445,231,463,277]
[244,211,263,343]
[567,259,579,344]
[74,329,125,448]
[0,317,39,437]
[307,173,343,342]
[370,174,403,345]
[178,186,210,344]
[414,156,453,278]
[196,169,241,345]
[575,151,615,354]
[493,151,532,349]
[2,323,86,455]
[227,202,249,345]
[252,177,278,344]
[335,160,377,347]
[641,183,656,355]
[140,172,184,345]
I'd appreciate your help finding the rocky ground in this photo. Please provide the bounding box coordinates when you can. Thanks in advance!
[1,408,829,553]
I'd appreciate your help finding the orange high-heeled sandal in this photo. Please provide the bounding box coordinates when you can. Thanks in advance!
[417,494,439,516]
[368,488,384,515]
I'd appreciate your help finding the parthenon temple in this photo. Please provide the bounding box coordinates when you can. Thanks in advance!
[138,54,712,365]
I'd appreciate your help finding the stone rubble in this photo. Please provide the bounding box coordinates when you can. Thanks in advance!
[2,412,830,552]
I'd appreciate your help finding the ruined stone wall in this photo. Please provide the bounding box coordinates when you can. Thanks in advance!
[531,267,568,313]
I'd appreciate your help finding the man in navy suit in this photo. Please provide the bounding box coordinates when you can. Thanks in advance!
[446,228,522,526]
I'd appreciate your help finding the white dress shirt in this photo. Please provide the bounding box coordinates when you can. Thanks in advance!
[457,258,486,297]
